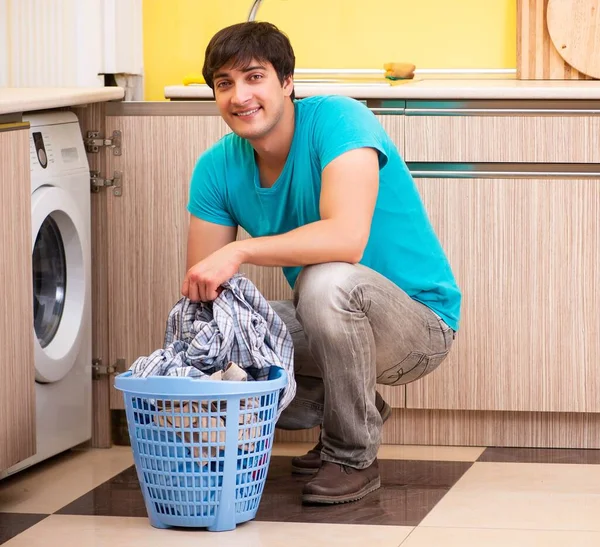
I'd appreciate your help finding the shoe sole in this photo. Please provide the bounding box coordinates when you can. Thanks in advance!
[301,477,381,505]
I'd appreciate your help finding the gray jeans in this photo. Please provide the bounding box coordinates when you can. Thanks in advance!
[272,262,455,469]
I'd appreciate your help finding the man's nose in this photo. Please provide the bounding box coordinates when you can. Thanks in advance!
[232,82,252,105]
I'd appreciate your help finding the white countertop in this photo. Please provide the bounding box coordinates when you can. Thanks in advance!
[165,79,600,100]
[0,87,125,115]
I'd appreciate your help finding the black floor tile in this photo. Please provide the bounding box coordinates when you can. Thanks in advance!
[0,513,48,545]
[56,466,144,518]
[478,447,600,464]
[255,457,471,526]
[56,456,472,526]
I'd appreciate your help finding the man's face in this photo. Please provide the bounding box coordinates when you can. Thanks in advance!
[212,59,293,141]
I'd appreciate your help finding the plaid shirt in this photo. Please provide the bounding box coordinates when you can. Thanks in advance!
[129,275,296,415]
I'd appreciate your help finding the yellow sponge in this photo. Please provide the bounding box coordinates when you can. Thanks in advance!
[183,72,206,85]
[383,62,416,80]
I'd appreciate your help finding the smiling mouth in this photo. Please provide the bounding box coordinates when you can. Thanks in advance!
[234,107,261,117]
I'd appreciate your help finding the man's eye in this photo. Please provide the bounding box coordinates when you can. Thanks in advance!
[216,81,230,88]
[249,74,263,81]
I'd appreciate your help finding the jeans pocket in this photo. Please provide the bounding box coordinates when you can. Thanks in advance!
[377,350,450,386]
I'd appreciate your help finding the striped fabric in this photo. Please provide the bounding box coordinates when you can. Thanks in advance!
[129,274,296,415]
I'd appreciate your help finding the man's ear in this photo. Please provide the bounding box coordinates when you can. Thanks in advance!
[282,75,294,97]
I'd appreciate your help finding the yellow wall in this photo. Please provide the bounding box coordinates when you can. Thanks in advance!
[143,0,517,101]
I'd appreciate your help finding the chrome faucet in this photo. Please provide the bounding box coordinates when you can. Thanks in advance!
[248,0,263,21]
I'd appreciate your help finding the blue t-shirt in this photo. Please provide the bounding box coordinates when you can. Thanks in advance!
[188,95,461,331]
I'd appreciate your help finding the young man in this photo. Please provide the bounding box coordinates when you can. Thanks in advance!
[182,21,461,505]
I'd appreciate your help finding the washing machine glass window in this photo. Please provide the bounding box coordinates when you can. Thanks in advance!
[33,215,67,348]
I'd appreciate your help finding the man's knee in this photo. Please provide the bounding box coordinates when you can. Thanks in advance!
[294,262,357,307]
[293,262,368,338]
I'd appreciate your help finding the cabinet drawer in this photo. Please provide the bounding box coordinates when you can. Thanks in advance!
[404,100,600,163]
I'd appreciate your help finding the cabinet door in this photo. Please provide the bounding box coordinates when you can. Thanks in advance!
[0,124,35,470]
[406,176,600,412]
[104,107,296,409]
[104,110,230,408]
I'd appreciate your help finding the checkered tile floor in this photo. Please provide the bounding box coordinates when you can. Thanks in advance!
[2,444,600,546]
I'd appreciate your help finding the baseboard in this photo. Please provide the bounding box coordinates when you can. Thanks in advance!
[111,408,600,449]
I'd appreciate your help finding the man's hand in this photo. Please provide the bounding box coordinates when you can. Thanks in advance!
[181,242,245,302]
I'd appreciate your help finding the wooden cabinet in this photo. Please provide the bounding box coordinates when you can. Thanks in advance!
[397,101,600,416]
[407,175,600,412]
[0,124,35,470]
[80,100,600,447]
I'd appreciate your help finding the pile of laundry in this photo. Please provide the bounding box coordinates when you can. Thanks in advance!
[153,361,262,462]
[128,275,296,467]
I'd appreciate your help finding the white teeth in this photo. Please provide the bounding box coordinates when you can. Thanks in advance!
[236,108,259,116]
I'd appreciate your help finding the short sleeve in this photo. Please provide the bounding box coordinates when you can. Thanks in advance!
[312,96,389,171]
[187,148,236,227]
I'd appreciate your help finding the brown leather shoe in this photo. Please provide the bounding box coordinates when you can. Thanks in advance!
[290,391,391,475]
[302,459,380,504]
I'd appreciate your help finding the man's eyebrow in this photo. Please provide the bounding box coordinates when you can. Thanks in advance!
[241,65,267,72]
[213,65,267,79]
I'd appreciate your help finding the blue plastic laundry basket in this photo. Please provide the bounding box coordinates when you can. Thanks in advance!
[114,366,287,532]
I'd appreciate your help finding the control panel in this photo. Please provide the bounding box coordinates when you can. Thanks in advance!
[31,130,51,169]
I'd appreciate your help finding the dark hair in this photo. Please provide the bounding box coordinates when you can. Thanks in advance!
[202,22,296,100]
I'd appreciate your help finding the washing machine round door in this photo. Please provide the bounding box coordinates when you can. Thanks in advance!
[31,186,88,383]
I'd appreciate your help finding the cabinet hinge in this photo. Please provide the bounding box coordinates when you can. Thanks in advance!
[85,130,122,155]
[92,358,127,379]
[91,170,122,196]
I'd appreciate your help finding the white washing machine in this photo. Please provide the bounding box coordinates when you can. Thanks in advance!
[1,111,92,478]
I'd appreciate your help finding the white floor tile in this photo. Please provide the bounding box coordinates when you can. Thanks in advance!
[421,462,600,531]
[4,515,413,547]
[401,527,600,546]
[0,447,133,514]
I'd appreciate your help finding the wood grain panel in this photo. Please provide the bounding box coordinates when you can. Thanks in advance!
[405,115,600,163]
[276,408,600,448]
[376,385,404,408]
[383,409,600,448]
[104,117,299,408]
[0,126,35,470]
[517,0,592,80]
[72,103,112,448]
[406,177,600,412]
[105,115,230,409]
[375,114,405,155]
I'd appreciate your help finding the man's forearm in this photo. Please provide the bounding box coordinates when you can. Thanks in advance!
[232,219,367,267]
